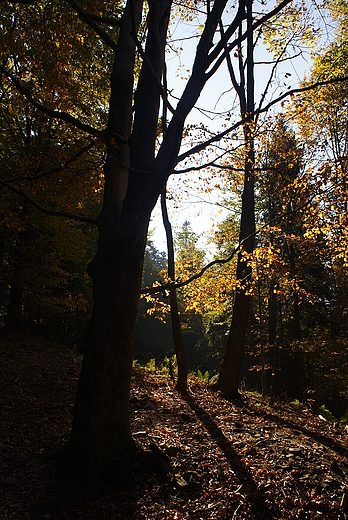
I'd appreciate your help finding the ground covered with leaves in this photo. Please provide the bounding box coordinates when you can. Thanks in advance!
[1,334,348,519]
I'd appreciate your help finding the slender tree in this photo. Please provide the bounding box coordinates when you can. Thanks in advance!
[215,0,255,396]
[161,189,188,391]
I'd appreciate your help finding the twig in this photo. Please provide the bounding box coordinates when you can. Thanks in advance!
[65,0,118,51]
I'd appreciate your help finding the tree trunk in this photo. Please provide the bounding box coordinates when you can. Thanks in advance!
[70,0,145,490]
[70,0,174,490]
[71,211,149,489]
[161,188,188,392]
[215,165,254,396]
[215,0,255,397]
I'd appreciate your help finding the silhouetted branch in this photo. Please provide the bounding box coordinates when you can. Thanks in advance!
[0,177,97,225]
[8,142,97,183]
[0,66,102,137]
[65,0,118,51]
[87,14,122,27]
[176,75,348,165]
[140,191,328,295]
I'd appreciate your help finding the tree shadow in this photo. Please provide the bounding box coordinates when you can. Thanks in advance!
[182,392,280,519]
[250,406,348,456]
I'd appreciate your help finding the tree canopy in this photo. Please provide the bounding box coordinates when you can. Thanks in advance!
[1,0,348,493]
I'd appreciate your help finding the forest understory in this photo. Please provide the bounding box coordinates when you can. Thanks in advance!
[1,333,348,520]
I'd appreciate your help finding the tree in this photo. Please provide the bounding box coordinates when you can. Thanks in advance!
[1,0,331,491]
[215,0,255,396]
[161,193,188,391]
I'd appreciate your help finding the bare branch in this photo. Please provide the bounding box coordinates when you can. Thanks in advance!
[0,66,102,137]
[87,14,122,27]
[173,150,230,174]
[176,75,348,165]
[255,44,288,124]
[207,0,292,69]
[257,75,348,115]
[219,19,242,100]
[0,177,97,225]
[65,0,118,51]
[8,142,97,183]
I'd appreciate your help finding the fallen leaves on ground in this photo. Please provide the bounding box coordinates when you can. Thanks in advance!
[1,335,348,519]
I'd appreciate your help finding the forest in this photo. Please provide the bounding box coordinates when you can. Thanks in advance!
[0,0,348,516]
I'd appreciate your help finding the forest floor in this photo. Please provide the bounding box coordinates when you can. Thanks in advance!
[1,334,348,520]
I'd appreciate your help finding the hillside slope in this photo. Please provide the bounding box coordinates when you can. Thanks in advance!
[1,335,348,519]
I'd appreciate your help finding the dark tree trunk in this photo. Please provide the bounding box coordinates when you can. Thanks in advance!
[215,0,255,396]
[215,162,255,395]
[70,0,146,490]
[70,0,238,489]
[161,188,188,391]
[71,210,150,488]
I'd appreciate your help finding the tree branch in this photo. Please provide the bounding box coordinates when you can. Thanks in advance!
[176,74,348,165]
[65,0,118,51]
[8,142,97,183]
[87,14,122,27]
[0,177,97,225]
[140,189,331,295]
[257,75,348,115]
[255,43,289,125]
[0,66,102,137]
[207,0,292,68]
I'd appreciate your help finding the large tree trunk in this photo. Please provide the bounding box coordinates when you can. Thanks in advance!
[71,209,149,489]
[70,0,145,490]
[70,0,234,490]
[70,0,172,490]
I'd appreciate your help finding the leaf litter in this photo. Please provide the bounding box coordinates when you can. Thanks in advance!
[1,336,348,519]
